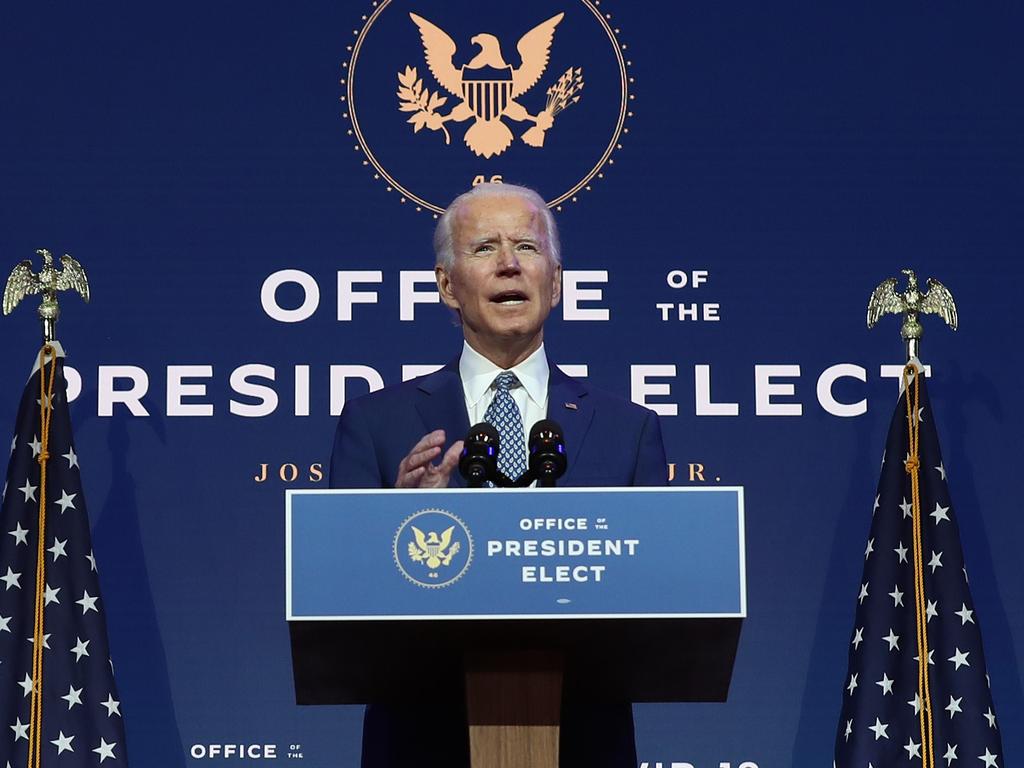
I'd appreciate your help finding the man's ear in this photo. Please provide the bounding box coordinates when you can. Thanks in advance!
[436,265,460,310]
[550,264,562,308]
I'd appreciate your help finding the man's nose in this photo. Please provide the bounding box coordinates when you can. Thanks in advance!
[495,244,522,274]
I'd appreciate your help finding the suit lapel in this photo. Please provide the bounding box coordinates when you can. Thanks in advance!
[415,360,471,488]
[547,364,594,485]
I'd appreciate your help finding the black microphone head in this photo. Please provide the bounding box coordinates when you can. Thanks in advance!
[528,419,566,482]
[469,422,500,444]
[459,422,500,486]
[529,419,563,444]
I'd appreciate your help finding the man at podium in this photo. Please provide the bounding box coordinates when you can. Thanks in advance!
[330,183,667,767]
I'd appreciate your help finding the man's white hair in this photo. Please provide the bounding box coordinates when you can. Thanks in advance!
[433,183,561,270]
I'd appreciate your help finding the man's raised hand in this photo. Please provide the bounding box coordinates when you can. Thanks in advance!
[395,430,464,488]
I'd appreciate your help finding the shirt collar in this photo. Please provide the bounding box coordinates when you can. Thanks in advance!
[459,340,549,410]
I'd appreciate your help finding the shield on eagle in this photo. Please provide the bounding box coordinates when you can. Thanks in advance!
[460,64,514,121]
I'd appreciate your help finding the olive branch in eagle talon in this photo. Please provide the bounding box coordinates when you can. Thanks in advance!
[397,66,452,144]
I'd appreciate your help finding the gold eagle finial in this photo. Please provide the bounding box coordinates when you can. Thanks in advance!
[867,268,956,362]
[3,249,90,342]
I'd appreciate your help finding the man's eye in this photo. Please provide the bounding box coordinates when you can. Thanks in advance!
[517,243,537,251]
[474,244,494,254]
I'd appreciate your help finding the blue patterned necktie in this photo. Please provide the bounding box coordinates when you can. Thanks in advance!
[484,371,527,482]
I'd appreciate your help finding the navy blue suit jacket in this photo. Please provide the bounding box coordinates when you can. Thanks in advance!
[330,359,667,489]
[328,358,668,768]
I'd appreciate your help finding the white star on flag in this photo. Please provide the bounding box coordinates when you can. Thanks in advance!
[17,479,36,502]
[948,648,970,670]
[0,566,20,590]
[876,673,894,695]
[93,738,117,763]
[51,730,75,754]
[943,743,957,765]
[54,489,76,513]
[946,695,963,718]
[8,521,29,545]
[44,583,61,605]
[71,636,91,661]
[904,737,921,759]
[978,748,998,768]
[48,536,69,560]
[880,627,898,650]
[10,717,29,741]
[888,584,904,607]
[61,684,84,709]
[101,693,121,717]
[76,589,99,614]
[931,502,950,524]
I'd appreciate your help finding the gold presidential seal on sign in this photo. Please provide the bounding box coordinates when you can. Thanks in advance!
[342,0,632,213]
[394,508,474,588]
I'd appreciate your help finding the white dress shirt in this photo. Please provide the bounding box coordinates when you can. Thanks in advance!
[458,340,549,449]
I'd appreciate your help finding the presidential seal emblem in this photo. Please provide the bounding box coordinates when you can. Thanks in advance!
[393,508,473,588]
[342,0,632,213]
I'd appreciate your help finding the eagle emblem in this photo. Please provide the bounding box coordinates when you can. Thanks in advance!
[867,268,957,359]
[407,525,461,570]
[397,12,584,158]
[3,248,90,342]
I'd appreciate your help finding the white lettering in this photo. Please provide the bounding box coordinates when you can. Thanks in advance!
[402,364,444,381]
[261,269,319,322]
[229,364,278,417]
[167,365,214,417]
[631,365,677,416]
[817,364,867,417]
[556,364,588,378]
[337,270,382,321]
[755,365,802,416]
[294,365,310,417]
[562,270,609,321]
[64,365,82,403]
[694,364,739,416]
[98,366,150,417]
[400,270,440,321]
[330,365,384,416]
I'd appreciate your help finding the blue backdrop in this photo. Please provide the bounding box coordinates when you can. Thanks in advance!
[1,2,1021,766]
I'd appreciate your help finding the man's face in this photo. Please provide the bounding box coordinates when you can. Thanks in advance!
[436,194,562,361]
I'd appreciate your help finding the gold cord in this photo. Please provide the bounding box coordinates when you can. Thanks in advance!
[28,344,58,768]
[903,363,934,768]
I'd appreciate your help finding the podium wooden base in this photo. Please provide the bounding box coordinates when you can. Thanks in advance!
[465,650,564,768]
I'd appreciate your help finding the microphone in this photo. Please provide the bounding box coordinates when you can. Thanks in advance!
[528,419,567,487]
[459,422,500,488]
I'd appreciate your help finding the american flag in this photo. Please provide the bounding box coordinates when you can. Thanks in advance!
[0,346,127,765]
[835,373,1003,767]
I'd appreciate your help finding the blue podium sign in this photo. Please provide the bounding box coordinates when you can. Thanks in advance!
[287,487,745,621]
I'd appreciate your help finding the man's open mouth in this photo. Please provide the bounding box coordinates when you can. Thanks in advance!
[491,291,528,305]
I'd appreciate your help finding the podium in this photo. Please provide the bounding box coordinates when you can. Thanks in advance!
[287,487,745,767]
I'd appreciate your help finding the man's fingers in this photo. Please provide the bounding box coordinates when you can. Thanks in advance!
[437,440,464,473]
[408,430,446,455]
[396,430,448,487]
[404,444,442,471]
[396,466,427,487]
